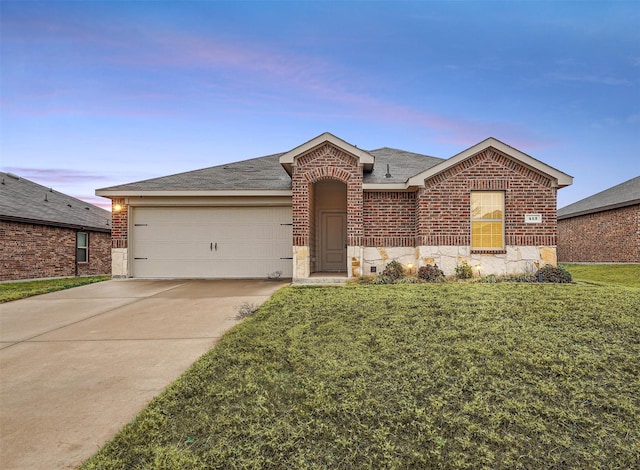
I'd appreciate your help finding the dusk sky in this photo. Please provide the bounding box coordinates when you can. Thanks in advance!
[1,1,639,210]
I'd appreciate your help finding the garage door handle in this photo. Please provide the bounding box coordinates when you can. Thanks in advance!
[211,242,217,251]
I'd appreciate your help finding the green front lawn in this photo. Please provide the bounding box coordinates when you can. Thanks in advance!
[562,263,640,288]
[0,276,110,303]
[83,282,639,469]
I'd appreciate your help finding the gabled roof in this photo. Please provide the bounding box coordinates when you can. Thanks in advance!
[0,172,111,232]
[95,144,443,196]
[95,134,570,196]
[407,137,573,188]
[279,132,375,175]
[558,176,640,220]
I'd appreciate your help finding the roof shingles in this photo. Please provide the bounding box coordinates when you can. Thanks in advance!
[96,148,445,192]
[0,172,111,231]
[558,176,640,219]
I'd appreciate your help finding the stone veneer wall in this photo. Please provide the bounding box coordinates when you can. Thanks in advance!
[558,204,640,262]
[362,245,556,277]
[0,220,111,281]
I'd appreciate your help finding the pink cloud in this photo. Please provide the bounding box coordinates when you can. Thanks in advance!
[73,195,112,211]
[3,12,554,152]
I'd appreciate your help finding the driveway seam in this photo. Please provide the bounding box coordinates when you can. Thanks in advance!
[1,282,193,350]
[2,297,151,350]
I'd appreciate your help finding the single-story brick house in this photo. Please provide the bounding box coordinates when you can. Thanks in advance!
[96,133,572,280]
[0,172,112,281]
[558,176,639,263]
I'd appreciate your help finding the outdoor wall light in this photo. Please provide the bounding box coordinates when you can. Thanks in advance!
[407,263,414,275]
[113,203,122,212]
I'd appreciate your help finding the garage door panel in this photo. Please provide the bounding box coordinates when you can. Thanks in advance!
[131,207,292,278]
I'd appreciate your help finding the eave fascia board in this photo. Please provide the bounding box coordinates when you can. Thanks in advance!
[407,137,574,188]
[279,132,375,168]
[95,189,293,197]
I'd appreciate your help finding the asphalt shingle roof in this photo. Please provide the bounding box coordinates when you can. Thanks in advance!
[0,172,112,231]
[558,176,640,219]
[365,148,444,183]
[97,153,292,191]
[96,148,445,192]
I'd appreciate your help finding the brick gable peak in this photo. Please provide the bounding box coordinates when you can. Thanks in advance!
[407,137,573,189]
[279,132,374,176]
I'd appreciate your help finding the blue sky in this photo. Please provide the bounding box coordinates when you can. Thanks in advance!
[1,1,639,210]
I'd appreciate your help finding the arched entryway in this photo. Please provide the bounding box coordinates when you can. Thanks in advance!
[311,179,347,274]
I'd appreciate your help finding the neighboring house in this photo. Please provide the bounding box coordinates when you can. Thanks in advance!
[0,172,112,281]
[558,176,640,263]
[96,132,572,280]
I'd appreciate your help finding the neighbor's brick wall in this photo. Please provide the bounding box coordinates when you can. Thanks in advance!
[416,148,557,248]
[292,143,363,247]
[0,220,111,281]
[77,230,112,276]
[557,204,640,262]
[110,198,128,248]
[363,191,415,247]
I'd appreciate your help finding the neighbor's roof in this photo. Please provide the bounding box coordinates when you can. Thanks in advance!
[0,172,111,232]
[558,176,640,220]
[95,148,445,194]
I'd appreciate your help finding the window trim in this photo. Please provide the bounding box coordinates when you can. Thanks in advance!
[470,191,505,252]
[77,231,89,264]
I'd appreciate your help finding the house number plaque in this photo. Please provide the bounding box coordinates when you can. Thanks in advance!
[524,214,542,224]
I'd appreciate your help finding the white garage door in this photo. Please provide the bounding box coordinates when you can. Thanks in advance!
[131,206,292,278]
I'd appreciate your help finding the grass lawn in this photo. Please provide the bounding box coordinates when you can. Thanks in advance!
[562,263,640,289]
[83,281,639,469]
[0,275,110,303]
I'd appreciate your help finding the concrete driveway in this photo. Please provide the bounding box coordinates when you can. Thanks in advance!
[0,279,288,470]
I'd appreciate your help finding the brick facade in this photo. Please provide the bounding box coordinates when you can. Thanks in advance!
[0,220,111,281]
[289,145,560,277]
[99,136,568,279]
[416,149,557,248]
[110,198,128,249]
[558,204,640,262]
[363,191,415,247]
